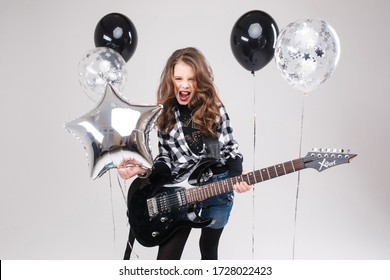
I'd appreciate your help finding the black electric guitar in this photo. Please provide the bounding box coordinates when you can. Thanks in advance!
[127,148,356,247]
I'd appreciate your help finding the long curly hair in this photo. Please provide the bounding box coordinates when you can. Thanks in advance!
[156,47,222,138]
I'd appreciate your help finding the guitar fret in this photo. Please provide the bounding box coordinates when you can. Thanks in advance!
[275,164,285,176]
[232,176,237,185]
[292,159,304,171]
[225,180,231,192]
[193,189,197,202]
[216,181,221,195]
[256,169,263,182]
[291,160,296,172]
[281,163,287,174]
[210,184,215,197]
[223,180,227,193]
[248,172,256,185]
[261,169,269,181]
[284,161,294,174]
[267,166,275,178]
[217,181,222,194]
[189,189,195,203]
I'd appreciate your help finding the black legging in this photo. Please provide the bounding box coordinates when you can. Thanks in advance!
[157,227,224,260]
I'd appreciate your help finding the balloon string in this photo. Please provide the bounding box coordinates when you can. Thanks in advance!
[116,173,140,259]
[251,70,256,260]
[292,93,306,260]
[108,170,117,254]
[116,174,128,207]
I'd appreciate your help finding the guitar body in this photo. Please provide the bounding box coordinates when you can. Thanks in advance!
[127,158,218,247]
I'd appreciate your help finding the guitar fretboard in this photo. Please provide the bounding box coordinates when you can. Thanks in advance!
[185,158,305,203]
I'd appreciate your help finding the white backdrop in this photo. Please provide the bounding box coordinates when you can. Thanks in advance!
[0,0,389,260]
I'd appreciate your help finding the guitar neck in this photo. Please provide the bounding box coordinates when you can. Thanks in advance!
[185,158,305,203]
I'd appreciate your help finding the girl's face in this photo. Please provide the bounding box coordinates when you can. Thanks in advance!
[172,61,196,105]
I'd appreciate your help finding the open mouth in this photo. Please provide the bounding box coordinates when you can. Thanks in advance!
[178,90,191,102]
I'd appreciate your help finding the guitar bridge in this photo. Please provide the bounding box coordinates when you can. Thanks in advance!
[147,197,159,219]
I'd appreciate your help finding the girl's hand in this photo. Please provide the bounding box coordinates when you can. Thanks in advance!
[233,171,252,193]
[117,158,147,180]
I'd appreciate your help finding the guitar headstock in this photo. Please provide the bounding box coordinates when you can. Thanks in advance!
[303,148,357,172]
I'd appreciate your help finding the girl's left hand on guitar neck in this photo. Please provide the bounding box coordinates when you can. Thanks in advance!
[233,171,252,193]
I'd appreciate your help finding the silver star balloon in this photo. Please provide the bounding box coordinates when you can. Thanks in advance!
[65,83,162,180]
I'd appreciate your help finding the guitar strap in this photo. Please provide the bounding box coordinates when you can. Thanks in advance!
[123,228,135,260]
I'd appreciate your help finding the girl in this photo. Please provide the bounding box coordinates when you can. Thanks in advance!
[118,47,250,259]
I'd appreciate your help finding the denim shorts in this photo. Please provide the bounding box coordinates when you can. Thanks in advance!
[196,171,234,229]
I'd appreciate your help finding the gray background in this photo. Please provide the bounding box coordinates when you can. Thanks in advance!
[0,0,389,259]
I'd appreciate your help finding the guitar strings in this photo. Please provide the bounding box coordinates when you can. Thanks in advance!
[158,160,310,209]
[155,172,267,207]
[159,177,240,204]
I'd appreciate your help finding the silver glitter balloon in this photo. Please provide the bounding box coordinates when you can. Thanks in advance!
[78,47,127,102]
[275,18,340,93]
[65,84,162,180]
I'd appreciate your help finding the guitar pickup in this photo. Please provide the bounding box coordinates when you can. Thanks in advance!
[176,189,187,207]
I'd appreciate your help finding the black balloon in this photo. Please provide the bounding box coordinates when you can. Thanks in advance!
[230,10,279,72]
[94,13,138,62]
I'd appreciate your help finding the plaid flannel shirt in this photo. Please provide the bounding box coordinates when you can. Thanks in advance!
[154,105,242,177]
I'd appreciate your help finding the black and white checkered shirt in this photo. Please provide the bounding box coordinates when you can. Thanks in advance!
[154,105,242,177]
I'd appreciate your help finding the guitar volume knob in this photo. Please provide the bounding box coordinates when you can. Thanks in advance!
[152,231,160,237]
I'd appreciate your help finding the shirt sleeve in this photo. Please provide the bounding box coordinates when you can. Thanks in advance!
[148,161,173,184]
[154,129,173,170]
[218,106,243,161]
[226,156,243,177]
[148,130,174,184]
